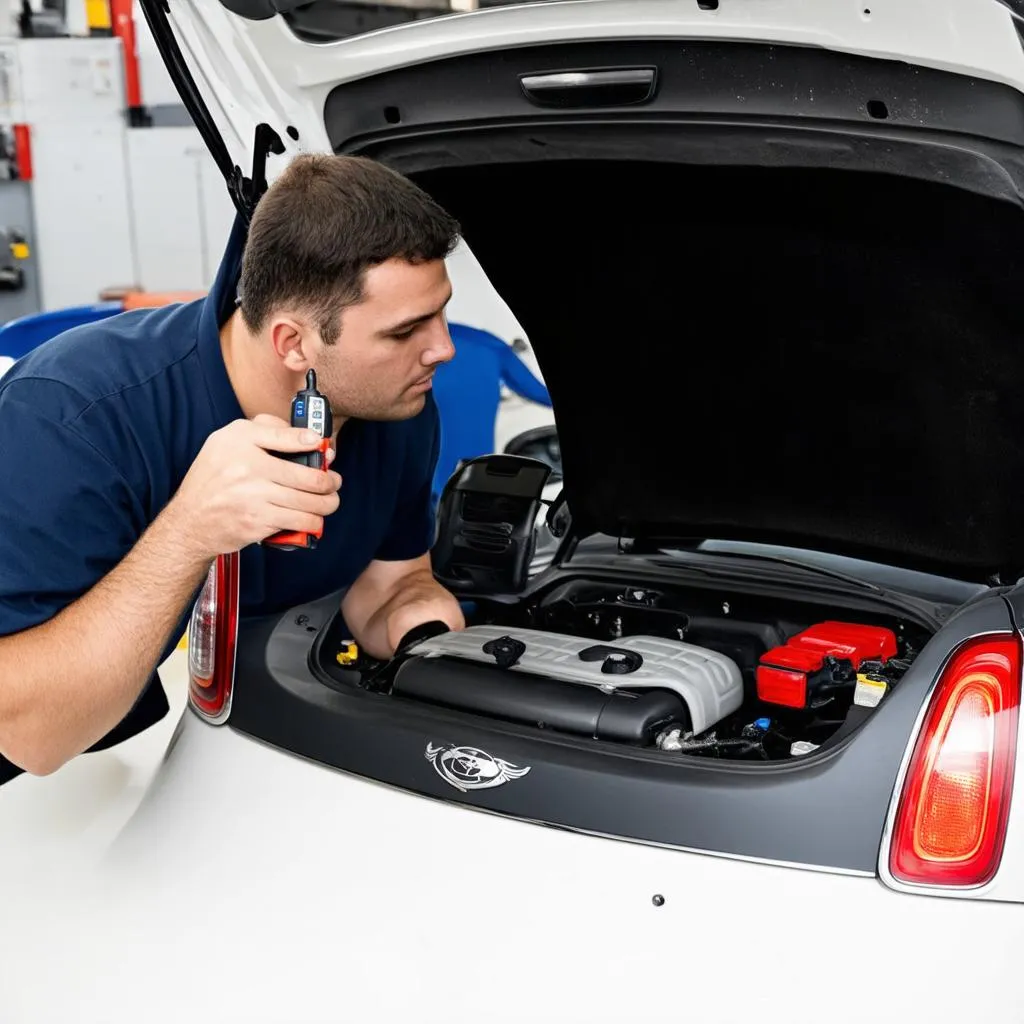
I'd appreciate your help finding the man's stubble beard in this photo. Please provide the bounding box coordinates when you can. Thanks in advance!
[317,358,425,424]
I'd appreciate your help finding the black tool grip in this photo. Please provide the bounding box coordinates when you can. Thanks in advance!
[263,367,333,550]
[263,436,331,550]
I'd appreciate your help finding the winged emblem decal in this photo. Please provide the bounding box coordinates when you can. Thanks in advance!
[425,742,531,793]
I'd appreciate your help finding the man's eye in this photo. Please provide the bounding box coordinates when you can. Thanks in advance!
[391,328,415,341]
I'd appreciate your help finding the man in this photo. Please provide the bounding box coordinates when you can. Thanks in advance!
[0,154,465,780]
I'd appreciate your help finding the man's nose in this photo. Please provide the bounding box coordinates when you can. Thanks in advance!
[422,321,455,366]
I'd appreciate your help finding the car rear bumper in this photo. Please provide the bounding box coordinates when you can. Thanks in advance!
[2,711,1021,1024]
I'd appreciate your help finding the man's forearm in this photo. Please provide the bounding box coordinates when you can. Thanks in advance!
[0,501,212,775]
[344,569,464,660]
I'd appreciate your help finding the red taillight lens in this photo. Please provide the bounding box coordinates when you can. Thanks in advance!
[187,552,239,723]
[889,633,1021,888]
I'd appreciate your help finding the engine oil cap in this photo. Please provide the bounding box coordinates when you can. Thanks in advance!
[578,644,643,674]
[482,635,527,668]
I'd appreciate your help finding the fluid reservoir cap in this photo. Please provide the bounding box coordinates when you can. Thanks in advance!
[753,717,771,731]
[791,740,820,756]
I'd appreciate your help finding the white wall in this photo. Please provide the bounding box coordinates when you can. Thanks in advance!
[12,34,238,308]
[32,121,138,307]
[126,126,236,291]
[18,38,138,309]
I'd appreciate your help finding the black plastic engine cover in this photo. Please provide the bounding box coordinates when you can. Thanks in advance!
[390,655,689,745]
[431,453,551,595]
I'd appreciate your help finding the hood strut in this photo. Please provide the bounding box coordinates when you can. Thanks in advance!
[229,123,285,221]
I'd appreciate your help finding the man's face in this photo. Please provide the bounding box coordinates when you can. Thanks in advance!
[309,257,455,422]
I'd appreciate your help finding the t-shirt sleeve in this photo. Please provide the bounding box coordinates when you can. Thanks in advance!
[0,378,144,637]
[373,396,440,563]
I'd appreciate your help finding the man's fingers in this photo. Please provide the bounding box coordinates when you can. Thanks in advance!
[262,454,341,494]
[264,507,325,537]
[251,413,292,430]
[249,421,325,453]
[266,482,340,518]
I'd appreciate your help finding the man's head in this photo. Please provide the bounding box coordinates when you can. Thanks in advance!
[238,154,461,421]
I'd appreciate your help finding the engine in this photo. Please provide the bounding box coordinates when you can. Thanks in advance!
[390,625,744,744]
[525,578,920,759]
[325,577,924,762]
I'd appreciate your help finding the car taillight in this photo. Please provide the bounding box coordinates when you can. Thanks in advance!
[888,633,1020,889]
[187,552,239,724]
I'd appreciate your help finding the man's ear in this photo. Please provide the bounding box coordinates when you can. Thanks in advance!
[269,316,313,373]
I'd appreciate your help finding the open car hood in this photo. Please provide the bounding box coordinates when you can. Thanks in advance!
[140,0,1024,582]
[137,0,1024,216]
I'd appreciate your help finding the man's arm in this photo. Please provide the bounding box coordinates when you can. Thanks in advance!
[340,554,464,660]
[0,506,213,775]
[0,404,340,776]
[495,336,551,407]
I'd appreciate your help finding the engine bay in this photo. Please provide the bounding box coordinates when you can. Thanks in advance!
[311,451,933,763]
[319,574,928,763]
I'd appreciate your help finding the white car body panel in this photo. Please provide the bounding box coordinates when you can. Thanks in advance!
[3,711,1023,1024]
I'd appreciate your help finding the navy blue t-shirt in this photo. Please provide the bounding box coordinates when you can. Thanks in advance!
[0,213,439,777]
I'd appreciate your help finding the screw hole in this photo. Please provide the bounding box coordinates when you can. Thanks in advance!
[863,7,871,14]
[286,125,299,141]
[384,106,401,124]
[867,99,889,119]
[697,0,718,8]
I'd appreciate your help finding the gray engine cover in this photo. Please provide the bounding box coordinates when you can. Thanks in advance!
[406,625,744,734]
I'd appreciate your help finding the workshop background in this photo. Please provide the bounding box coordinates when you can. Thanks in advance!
[0,0,543,380]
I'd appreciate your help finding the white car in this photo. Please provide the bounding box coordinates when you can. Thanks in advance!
[6,1,1024,1021]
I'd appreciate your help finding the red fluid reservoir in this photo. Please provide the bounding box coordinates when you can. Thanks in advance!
[756,621,898,709]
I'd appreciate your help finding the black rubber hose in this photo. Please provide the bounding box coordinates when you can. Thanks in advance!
[673,736,765,757]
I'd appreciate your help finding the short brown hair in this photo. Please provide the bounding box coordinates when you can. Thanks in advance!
[239,154,460,344]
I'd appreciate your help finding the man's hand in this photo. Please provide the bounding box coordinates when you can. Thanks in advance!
[341,554,465,660]
[166,414,341,560]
